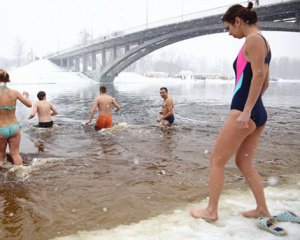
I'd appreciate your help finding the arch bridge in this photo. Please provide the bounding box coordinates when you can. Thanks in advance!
[46,0,300,82]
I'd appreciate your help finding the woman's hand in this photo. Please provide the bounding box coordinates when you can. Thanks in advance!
[236,111,251,129]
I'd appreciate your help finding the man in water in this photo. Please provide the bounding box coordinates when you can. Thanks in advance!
[157,87,174,127]
[85,86,120,130]
[28,91,58,128]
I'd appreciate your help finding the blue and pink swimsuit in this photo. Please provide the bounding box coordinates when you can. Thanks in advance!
[231,34,271,127]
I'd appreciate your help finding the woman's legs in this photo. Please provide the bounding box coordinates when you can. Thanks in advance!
[235,124,271,218]
[190,110,256,221]
[8,131,23,165]
[0,135,8,165]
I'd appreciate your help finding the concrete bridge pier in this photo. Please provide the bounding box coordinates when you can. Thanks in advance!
[82,54,88,72]
[75,57,80,71]
[60,58,64,67]
[102,51,106,67]
[67,58,71,69]
[113,47,117,59]
[92,52,97,70]
[100,73,116,83]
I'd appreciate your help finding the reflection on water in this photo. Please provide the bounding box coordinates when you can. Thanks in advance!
[1,78,300,240]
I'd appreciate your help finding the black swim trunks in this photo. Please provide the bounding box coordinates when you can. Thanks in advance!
[38,121,53,128]
[164,114,175,124]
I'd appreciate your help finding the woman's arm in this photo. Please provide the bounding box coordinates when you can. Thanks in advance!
[17,91,32,108]
[236,34,267,128]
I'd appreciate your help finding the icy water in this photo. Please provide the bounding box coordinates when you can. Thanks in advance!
[0,69,300,240]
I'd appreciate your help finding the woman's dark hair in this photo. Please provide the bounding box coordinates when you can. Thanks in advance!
[37,91,46,100]
[0,69,10,83]
[221,2,257,25]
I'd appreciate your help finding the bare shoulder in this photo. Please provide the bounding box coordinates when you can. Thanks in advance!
[35,101,43,107]
[247,32,263,41]
[9,88,20,97]
[95,95,102,102]
[109,95,115,102]
[46,100,53,106]
[36,100,50,107]
[167,96,174,103]
[246,33,267,48]
[244,33,267,60]
[103,94,114,102]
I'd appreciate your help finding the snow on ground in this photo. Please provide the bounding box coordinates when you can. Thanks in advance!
[51,176,300,240]
[6,59,97,98]
[8,59,96,85]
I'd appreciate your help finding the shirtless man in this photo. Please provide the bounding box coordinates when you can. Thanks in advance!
[28,91,58,128]
[85,86,120,130]
[157,87,174,127]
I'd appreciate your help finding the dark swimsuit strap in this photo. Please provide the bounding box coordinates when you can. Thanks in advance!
[1,85,14,100]
[256,33,269,51]
[256,33,271,64]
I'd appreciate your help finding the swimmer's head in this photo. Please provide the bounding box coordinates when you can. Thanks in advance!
[99,86,107,94]
[37,91,46,100]
[0,69,10,83]
[160,87,168,93]
[160,87,168,99]
[221,2,257,25]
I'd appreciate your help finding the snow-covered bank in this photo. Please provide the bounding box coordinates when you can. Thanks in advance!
[114,72,234,93]
[6,59,97,99]
[51,175,300,240]
[8,59,96,85]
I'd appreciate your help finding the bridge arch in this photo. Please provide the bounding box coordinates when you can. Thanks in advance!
[46,1,300,82]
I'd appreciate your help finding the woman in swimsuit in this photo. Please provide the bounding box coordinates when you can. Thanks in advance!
[0,69,32,165]
[190,2,272,221]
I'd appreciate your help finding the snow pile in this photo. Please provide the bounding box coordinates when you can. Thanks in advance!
[8,59,96,85]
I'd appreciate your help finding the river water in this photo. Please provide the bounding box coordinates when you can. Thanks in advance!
[0,67,300,240]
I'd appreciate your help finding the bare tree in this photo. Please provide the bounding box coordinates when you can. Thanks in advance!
[79,29,90,45]
[14,36,24,67]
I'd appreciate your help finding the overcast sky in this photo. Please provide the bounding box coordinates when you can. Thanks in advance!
[1,0,300,61]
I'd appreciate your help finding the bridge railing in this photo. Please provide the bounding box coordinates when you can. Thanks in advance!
[112,0,291,38]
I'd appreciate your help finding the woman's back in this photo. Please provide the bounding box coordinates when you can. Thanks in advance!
[0,86,19,126]
[0,69,32,166]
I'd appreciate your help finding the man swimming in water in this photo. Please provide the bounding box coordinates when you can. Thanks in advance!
[28,91,58,128]
[85,86,120,130]
[157,87,174,127]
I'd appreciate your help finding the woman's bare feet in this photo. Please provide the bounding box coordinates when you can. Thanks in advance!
[190,208,218,222]
[241,208,271,218]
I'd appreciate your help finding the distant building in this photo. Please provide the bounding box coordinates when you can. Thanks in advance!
[194,73,233,80]
[178,70,194,80]
[144,71,169,78]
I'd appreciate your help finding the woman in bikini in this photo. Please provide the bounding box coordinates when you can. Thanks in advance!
[190,2,272,221]
[0,69,32,166]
